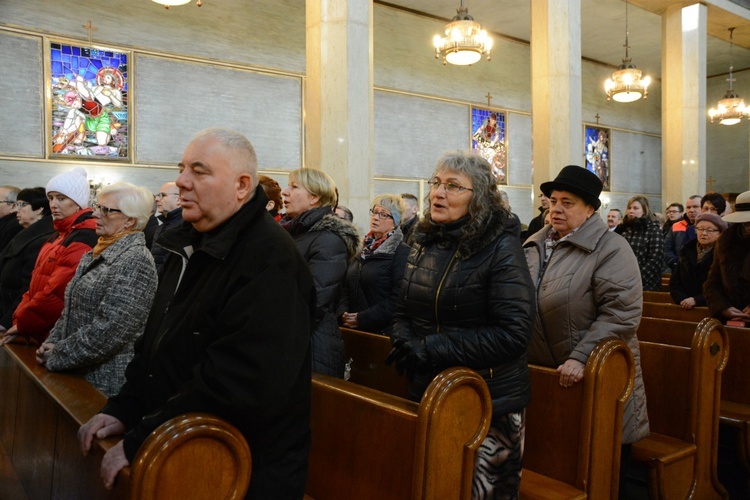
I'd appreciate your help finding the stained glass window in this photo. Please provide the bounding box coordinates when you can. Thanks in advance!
[471,107,507,184]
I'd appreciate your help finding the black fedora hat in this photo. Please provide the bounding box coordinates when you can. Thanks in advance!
[540,165,603,210]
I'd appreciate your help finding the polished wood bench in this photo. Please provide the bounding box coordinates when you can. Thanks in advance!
[632,318,728,499]
[339,327,634,499]
[306,367,491,500]
[643,290,673,304]
[0,344,251,499]
[642,301,710,323]
[639,316,750,475]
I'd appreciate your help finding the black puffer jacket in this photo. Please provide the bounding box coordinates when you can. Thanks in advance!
[337,228,410,334]
[283,206,360,377]
[391,209,536,414]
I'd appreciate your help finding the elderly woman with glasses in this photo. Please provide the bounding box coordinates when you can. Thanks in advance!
[387,151,535,497]
[35,182,158,397]
[0,188,56,331]
[337,194,410,335]
[281,168,359,377]
[670,213,726,310]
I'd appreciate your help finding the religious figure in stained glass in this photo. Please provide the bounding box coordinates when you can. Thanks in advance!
[49,41,129,159]
[584,125,611,191]
[471,107,507,184]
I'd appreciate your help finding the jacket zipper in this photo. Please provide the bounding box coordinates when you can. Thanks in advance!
[434,250,459,334]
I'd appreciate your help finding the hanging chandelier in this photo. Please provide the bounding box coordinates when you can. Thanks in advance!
[433,0,492,66]
[152,0,202,8]
[605,0,651,103]
[708,28,748,126]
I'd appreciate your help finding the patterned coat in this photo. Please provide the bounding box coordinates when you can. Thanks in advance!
[45,232,157,397]
[616,216,665,291]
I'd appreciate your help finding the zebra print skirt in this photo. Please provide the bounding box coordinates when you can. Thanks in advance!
[472,409,525,500]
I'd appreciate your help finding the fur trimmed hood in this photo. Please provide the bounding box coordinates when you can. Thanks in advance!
[311,213,361,263]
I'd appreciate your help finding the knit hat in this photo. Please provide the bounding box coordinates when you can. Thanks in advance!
[723,190,750,223]
[540,165,603,210]
[46,168,90,208]
[695,213,727,232]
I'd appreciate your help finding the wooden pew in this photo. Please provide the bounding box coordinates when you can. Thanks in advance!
[639,317,750,475]
[643,290,673,304]
[339,327,634,499]
[631,318,728,499]
[306,367,492,500]
[642,301,710,323]
[0,344,251,500]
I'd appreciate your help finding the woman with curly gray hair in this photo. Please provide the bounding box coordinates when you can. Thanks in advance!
[388,151,535,498]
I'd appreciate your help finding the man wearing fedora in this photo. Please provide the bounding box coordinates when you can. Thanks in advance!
[704,190,750,324]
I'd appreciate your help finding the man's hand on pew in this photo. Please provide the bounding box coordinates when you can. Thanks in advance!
[78,413,126,456]
[101,440,129,490]
[556,359,585,387]
[680,297,697,309]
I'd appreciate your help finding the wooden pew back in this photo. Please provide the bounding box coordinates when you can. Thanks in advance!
[524,339,634,499]
[641,301,709,323]
[307,368,491,500]
[632,318,728,499]
[643,291,673,304]
[340,327,408,398]
[0,345,251,500]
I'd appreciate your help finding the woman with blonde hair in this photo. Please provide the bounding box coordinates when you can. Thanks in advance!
[338,194,410,334]
[281,168,359,377]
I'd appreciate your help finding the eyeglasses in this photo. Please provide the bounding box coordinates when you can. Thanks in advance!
[12,201,30,210]
[369,208,393,220]
[92,202,123,217]
[426,179,474,194]
[155,192,179,200]
[0,201,14,206]
[666,209,681,214]
[695,227,720,234]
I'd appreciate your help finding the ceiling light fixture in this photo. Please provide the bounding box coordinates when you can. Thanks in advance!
[433,0,492,66]
[709,28,748,126]
[605,0,651,103]
[152,0,202,9]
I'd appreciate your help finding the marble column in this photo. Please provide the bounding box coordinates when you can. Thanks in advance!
[662,3,707,204]
[305,0,373,224]
[530,0,583,191]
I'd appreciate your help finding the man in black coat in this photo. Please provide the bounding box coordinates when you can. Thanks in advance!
[79,128,316,499]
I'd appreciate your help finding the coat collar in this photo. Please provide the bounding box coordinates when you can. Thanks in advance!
[157,186,269,261]
[525,213,608,253]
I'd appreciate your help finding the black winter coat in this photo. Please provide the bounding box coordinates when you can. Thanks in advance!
[669,239,714,307]
[0,215,55,328]
[102,187,316,500]
[283,206,359,377]
[150,207,183,274]
[337,228,410,334]
[616,216,665,291]
[391,210,536,415]
[704,224,750,320]
[0,213,22,254]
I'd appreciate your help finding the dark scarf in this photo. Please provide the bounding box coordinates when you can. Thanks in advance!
[360,230,395,261]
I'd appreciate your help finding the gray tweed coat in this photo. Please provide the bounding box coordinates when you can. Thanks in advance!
[45,232,158,397]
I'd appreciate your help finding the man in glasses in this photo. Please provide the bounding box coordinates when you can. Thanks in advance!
[0,185,22,253]
[79,128,316,499]
[150,182,183,272]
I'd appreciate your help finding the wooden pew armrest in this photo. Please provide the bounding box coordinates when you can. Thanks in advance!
[632,433,697,465]
[519,469,586,500]
[720,400,750,428]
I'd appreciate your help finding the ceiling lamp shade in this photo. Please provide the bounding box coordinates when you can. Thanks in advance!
[605,0,650,103]
[709,28,748,126]
[433,1,492,66]
[152,0,201,8]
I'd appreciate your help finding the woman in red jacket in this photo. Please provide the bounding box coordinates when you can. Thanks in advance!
[0,168,97,345]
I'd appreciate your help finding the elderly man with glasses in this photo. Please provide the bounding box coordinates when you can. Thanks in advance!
[150,182,183,272]
[0,185,22,253]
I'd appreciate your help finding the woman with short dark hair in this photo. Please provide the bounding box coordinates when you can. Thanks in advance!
[0,187,55,330]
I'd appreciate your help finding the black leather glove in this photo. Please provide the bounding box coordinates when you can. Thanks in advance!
[385,338,430,376]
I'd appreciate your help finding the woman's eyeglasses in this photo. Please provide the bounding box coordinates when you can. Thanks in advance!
[12,201,30,210]
[695,227,719,234]
[369,209,393,220]
[426,179,474,194]
[92,202,123,217]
